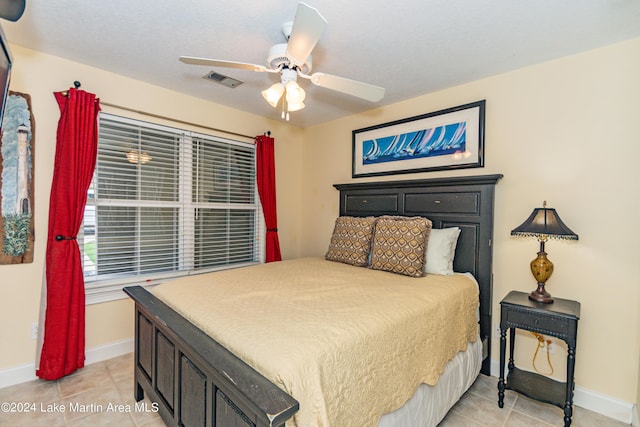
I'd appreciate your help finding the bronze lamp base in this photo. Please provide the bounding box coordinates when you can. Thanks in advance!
[529,283,553,304]
[511,202,579,304]
[529,242,554,304]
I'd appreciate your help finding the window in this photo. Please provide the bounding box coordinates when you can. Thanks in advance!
[81,114,263,303]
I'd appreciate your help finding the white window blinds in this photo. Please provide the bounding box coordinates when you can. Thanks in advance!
[81,114,262,303]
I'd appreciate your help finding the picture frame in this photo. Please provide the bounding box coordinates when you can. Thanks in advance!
[0,91,35,264]
[352,100,485,178]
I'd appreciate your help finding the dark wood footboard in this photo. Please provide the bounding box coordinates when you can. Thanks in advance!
[124,285,299,427]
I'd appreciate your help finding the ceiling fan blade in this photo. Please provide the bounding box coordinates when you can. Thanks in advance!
[309,73,385,102]
[286,2,328,67]
[179,56,269,73]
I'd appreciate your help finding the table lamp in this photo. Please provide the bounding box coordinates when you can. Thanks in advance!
[511,201,578,303]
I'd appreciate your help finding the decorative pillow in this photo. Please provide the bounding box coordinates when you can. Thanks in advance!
[425,227,461,276]
[369,216,432,277]
[325,216,376,267]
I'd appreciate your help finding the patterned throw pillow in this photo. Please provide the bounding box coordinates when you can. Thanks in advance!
[370,216,432,277]
[325,216,376,267]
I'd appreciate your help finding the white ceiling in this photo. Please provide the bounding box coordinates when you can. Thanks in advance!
[3,0,640,127]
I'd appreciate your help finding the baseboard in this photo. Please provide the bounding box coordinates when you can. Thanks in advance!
[573,384,634,424]
[0,338,133,389]
[632,403,639,427]
[84,338,134,365]
[490,359,634,424]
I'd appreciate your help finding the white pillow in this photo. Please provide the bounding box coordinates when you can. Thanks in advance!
[425,227,461,275]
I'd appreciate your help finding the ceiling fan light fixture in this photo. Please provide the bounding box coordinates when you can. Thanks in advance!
[261,83,285,108]
[287,100,305,112]
[180,2,386,122]
[285,80,306,104]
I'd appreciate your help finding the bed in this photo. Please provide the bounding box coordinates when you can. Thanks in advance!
[124,174,502,427]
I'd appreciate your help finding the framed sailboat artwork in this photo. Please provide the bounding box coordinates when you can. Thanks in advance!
[352,100,485,178]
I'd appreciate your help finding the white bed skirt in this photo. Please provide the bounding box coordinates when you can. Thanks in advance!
[378,338,482,427]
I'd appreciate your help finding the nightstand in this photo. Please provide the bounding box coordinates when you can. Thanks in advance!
[498,290,580,427]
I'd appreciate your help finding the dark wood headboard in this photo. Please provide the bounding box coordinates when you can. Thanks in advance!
[334,174,502,375]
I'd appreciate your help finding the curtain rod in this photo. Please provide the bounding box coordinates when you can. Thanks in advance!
[61,81,269,141]
[100,100,257,141]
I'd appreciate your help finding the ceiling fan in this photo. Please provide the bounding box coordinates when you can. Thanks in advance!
[179,2,385,120]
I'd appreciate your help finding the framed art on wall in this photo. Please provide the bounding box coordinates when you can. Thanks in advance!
[0,91,35,264]
[352,100,485,178]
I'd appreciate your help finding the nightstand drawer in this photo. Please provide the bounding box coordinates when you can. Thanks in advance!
[504,308,569,336]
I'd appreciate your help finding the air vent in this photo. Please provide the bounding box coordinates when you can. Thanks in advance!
[203,71,243,88]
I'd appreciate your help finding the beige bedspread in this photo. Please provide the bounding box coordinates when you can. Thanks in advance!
[152,257,479,427]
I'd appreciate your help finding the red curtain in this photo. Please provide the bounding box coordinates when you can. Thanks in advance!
[37,89,101,380]
[255,134,282,262]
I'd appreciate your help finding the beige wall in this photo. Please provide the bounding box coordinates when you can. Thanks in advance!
[0,45,304,371]
[300,38,640,404]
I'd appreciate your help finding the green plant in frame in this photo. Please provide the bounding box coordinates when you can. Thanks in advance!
[2,213,31,256]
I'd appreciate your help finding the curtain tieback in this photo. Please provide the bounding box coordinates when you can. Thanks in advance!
[55,235,77,241]
[267,228,278,232]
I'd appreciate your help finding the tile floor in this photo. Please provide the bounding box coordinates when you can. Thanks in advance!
[0,353,631,426]
[439,374,630,427]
